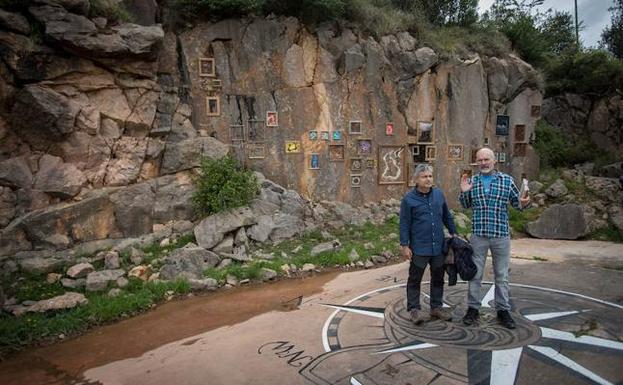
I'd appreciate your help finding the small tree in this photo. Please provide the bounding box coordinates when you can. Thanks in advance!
[601,0,623,59]
[192,155,259,216]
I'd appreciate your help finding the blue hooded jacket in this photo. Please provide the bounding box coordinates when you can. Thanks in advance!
[399,187,457,256]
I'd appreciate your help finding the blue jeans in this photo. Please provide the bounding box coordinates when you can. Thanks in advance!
[467,235,511,311]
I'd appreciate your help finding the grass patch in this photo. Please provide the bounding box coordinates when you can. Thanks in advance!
[204,216,402,284]
[509,207,542,235]
[532,256,548,261]
[589,224,623,243]
[0,278,190,359]
[2,274,67,303]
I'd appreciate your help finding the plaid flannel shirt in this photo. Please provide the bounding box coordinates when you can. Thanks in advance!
[459,171,523,238]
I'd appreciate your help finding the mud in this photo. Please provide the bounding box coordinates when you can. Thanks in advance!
[0,272,338,385]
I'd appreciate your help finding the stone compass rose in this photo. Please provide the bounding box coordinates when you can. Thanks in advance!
[299,281,623,385]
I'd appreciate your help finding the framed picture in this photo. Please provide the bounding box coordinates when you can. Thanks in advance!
[514,124,526,142]
[198,58,215,77]
[247,119,265,142]
[365,158,375,168]
[329,144,345,161]
[266,111,278,127]
[410,144,426,163]
[332,130,342,141]
[247,143,266,159]
[385,122,394,136]
[351,174,362,188]
[230,125,244,141]
[309,130,318,140]
[496,115,510,136]
[350,157,363,172]
[201,78,221,91]
[285,141,301,153]
[320,131,330,140]
[498,152,507,163]
[484,137,490,146]
[531,105,541,118]
[357,139,372,156]
[447,144,464,161]
[378,146,405,185]
[416,121,434,144]
[206,96,220,116]
[514,143,527,157]
[349,120,362,135]
[310,153,320,169]
[425,145,436,161]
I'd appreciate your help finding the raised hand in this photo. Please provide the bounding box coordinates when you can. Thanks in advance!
[460,174,473,192]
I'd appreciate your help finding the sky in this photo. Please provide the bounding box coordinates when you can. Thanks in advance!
[477,0,615,48]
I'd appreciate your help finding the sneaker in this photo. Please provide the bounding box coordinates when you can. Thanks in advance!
[410,309,426,325]
[462,307,479,326]
[497,310,516,329]
[430,307,453,321]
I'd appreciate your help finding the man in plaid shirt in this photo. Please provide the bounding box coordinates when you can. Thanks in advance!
[459,147,530,329]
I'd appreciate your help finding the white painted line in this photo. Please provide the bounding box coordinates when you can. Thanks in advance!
[322,305,385,319]
[373,342,438,354]
[481,284,495,308]
[350,377,364,385]
[525,310,589,321]
[491,347,523,385]
[528,345,614,385]
[540,327,623,350]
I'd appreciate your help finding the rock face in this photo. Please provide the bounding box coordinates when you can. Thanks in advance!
[526,204,590,240]
[0,2,543,259]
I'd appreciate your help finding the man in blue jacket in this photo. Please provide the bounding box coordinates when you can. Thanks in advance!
[459,147,530,329]
[400,164,457,324]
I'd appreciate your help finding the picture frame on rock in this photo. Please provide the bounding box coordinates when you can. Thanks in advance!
[309,130,318,140]
[378,146,405,185]
[198,57,215,77]
[498,152,507,163]
[230,125,244,141]
[349,120,362,135]
[385,122,394,136]
[247,143,266,159]
[206,96,220,116]
[514,124,526,142]
[416,121,434,144]
[351,174,362,188]
[410,144,426,163]
[350,157,363,172]
[266,111,278,127]
[329,144,345,161]
[447,144,464,161]
[285,140,301,154]
[365,158,375,169]
[320,131,330,140]
[332,130,342,141]
[496,115,510,136]
[247,119,265,142]
[425,145,436,161]
[357,139,372,156]
[310,153,320,169]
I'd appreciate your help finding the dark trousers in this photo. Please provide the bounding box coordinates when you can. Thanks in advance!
[406,256,445,311]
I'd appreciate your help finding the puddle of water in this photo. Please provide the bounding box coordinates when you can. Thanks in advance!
[0,272,338,385]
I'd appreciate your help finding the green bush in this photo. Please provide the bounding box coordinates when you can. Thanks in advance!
[172,0,262,21]
[90,0,133,22]
[192,155,259,216]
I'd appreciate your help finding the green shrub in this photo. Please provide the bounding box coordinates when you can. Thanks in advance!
[172,0,262,20]
[344,0,424,37]
[90,0,133,22]
[263,0,346,25]
[192,155,259,216]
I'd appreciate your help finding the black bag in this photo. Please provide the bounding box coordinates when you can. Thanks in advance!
[449,237,477,281]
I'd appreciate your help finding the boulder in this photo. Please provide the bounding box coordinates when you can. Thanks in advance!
[194,207,256,250]
[159,245,219,280]
[269,213,306,241]
[0,187,16,227]
[19,255,65,274]
[26,292,88,313]
[310,240,342,256]
[526,204,589,240]
[109,181,155,237]
[0,157,33,190]
[187,278,218,290]
[60,277,85,289]
[153,173,196,224]
[545,179,568,198]
[0,9,30,35]
[34,155,86,199]
[128,265,152,281]
[260,268,277,281]
[247,215,274,243]
[213,235,234,254]
[66,262,94,278]
[35,0,91,15]
[608,205,623,233]
[86,269,125,291]
[585,176,620,202]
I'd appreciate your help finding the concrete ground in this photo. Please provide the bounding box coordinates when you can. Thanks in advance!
[1,239,622,385]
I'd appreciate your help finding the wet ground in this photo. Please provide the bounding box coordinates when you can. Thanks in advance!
[0,239,622,385]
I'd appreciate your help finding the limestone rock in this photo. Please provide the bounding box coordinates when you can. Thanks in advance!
[301,263,315,272]
[159,245,219,280]
[194,207,256,250]
[608,205,623,233]
[60,277,85,289]
[269,213,305,241]
[104,251,120,269]
[585,176,620,202]
[0,157,33,190]
[161,137,229,174]
[545,179,568,198]
[213,235,234,254]
[0,9,30,34]
[35,0,91,15]
[128,265,152,281]
[66,262,94,278]
[104,137,148,186]
[310,240,341,256]
[0,187,16,227]
[86,269,125,291]
[260,268,277,281]
[153,173,196,224]
[26,292,88,313]
[19,256,65,274]
[34,155,86,199]
[109,181,155,237]
[526,204,589,240]
[187,278,218,290]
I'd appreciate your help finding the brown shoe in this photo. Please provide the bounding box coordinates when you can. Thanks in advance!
[430,307,453,321]
[410,309,427,325]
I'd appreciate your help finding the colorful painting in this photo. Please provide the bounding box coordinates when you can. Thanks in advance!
[378,146,405,185]
[310,153,320,169]
[514,124,526,142]
[320,131,330,140]
[332,130,342,141]
[385,122,394,136]
[365,158,375,168]
[266,111,278,127]
[357,139,372,156]
[309,130,318,140]
[285,141,301,153]
[350,158,363,172]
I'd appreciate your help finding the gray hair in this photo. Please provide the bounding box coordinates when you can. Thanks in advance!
[413,163,433,179]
